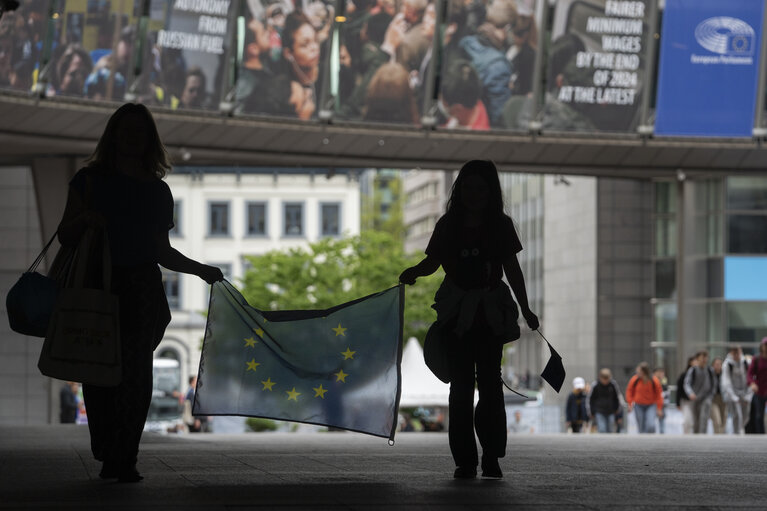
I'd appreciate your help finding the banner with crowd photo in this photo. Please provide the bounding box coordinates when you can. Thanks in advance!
[234,0,333,121]
[43,0,140,100]
[654,0,765,138]
[325,0,431,126]
[194,281,404,441]
[128,0,234,111]
[542,0,653,132]
[0,0,47,93]
[438,0,544,131]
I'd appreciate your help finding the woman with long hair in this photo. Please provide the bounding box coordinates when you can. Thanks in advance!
[626,361,664,434]
[57,103,223,482]
[399,160,539,479]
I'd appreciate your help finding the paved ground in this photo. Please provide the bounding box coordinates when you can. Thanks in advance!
[1,425,766,510]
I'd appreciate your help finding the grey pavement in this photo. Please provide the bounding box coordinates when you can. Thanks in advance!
[1,425,766,510]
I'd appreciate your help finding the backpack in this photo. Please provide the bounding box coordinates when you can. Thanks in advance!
[630,375,659,400]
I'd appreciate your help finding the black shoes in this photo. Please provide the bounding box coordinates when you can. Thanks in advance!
[99,462,143,483]
[453,466,477,479]
[481,455,503,479]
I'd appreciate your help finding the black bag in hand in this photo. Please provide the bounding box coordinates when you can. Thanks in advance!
[6,233,73,337]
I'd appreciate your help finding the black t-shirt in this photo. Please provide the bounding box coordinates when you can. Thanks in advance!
[70,167,174,266]
[425,213,522,290]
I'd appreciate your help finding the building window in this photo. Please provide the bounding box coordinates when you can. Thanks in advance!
[654,260,676,299]
[283,203,304,236]
[169,200,182,237]
[162,272,181,310]
[654,303,676,343]
[321,203,341,236]
[727,215,767,254]
[727,176,767,210]
[246,202,268,236]
[727,302,767,345]
[209,201,230,236]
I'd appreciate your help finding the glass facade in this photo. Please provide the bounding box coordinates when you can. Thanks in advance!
[501,172,543,390]
[652,176,767,372]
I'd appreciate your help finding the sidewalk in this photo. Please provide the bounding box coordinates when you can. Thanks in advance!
[1,425,766,510]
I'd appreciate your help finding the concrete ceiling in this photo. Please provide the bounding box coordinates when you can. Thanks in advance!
[1,92,767,178]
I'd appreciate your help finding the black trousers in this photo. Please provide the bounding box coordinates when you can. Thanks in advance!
[448,317,506,468]
[83,264,169,468]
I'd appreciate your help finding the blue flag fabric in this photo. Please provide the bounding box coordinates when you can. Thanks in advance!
[193,281,405,441]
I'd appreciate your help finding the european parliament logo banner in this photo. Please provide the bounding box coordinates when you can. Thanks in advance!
[655,0,765,137]
[194,281,404,441]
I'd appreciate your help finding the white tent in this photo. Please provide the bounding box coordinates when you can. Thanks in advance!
[399,337,450,407]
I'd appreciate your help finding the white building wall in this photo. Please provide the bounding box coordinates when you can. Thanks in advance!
[160,171,361,385]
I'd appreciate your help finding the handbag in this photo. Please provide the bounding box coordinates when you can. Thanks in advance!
[38,227,121,386]
[5,233,61,337]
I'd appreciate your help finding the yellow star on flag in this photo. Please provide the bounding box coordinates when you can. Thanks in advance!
[286,387,301,401]
[261,377,276,391]
[341,347,356,360]
[313,384,328,399]
[334,369,348,383]
[246,359,260,372]
[253,327,264,338]
[332,323,347,336]
[244,337,258,347]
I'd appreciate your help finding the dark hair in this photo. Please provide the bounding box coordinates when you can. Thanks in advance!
[85,103,171,179]
[282,11,312,55]
[637,362,651,378]
[186,67,207,89]
[445,160,505,221]
[366,12,392,46]
[696,350,709,359]
[442,60,480,108]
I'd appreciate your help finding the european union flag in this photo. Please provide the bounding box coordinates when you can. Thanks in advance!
[193,281,405,441]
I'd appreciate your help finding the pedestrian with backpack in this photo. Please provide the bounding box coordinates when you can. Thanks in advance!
[587,368,623,433]
[684,350,716,434]
[721,346,752,435]
[626,362,664,434]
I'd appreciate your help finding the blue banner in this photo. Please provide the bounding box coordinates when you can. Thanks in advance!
[655,0,765,137]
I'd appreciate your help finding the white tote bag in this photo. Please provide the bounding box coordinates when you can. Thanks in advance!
[38,227,121,386]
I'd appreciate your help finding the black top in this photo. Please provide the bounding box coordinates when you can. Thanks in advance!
[425,213,522,290]
[70,167,174,267]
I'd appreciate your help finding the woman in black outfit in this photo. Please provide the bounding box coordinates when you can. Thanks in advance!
[399,160,539,479]
[57,103,223,482]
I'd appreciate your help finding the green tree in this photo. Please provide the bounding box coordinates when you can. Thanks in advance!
[239,231,442,343]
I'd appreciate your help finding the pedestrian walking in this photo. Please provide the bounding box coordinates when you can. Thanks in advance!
[57,103,224,482]
[709,357,726,434]
[626,362,664,434]
[676,356,696,434]
[684,351,715,434]
[746,338,767,434]
[399,159,539,479]
[653,367,669,434]
[566,377,589,433]
[721,346,752,435]
[587,368,622,433]
[59,381,79,424]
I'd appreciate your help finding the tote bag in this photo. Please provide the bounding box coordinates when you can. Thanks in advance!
[38,227,121,386]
